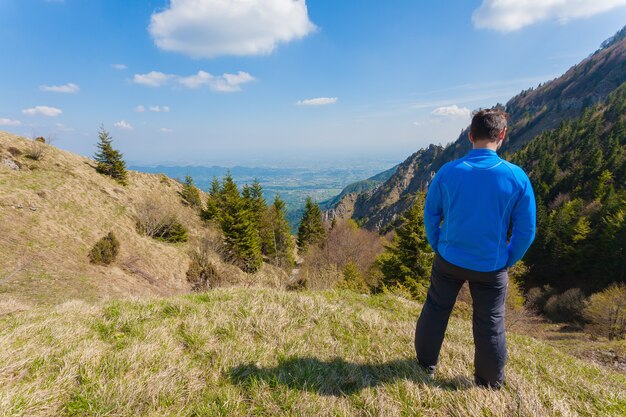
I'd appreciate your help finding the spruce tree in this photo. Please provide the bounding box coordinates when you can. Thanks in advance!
[181,175,202,208]
[297,196,327,252]
[219,173,262,273]
[201,177,221,222]
[375,192,433,300]
[262,195,295,269]
[94,126,128,185]
[249,179,266,227]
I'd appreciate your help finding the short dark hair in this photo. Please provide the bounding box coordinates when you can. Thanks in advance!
[470,109,509,142]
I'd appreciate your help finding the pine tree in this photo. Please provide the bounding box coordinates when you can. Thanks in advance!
[201,177,221,222]
[262,195,295,270]
[375,192,434,300]
[249,179,266,226]
[181,175,202,208]
[94,126,128,185]
[297,196,327,252]
[219,173,262,273]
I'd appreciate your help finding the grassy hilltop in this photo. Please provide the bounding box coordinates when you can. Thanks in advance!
[1,288,624,417]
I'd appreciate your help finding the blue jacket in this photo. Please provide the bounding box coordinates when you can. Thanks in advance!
[424,148,536,272]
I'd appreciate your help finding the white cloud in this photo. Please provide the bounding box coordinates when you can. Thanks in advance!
[114,120,134,130]
[22,106,63,117]
[40,83,80,93]
[211,72,255,92]
[472,0,626,32]
[412,121,423,126]
[176,70,212,89]
[0,118,22,126]
[135,105,171,112]
[55,123,74,132]
[431,105,471,118]
[158,127,173,133]
[149,105,170,112]
[133,71,173,87]
[148,0,316,58]
[133,70,255,92]
[112,63,128,70]
[296,97,338,106]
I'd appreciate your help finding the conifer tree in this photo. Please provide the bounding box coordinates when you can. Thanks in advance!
[219,173,262,273]
[262,195,295,269]
[249,179,266,227]
[94,126,128,185]
[375,192,433,300]
[181,175,202,208]
[336,261,369,293]
[297,196,327,252]
[201,177,221,222]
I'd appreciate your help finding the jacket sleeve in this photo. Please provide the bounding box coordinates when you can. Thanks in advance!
[506,174,536,267]
[424,172,443,253]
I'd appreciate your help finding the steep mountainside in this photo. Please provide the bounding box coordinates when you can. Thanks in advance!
[509,84,626,291]
[0,133,285,306]
[319,164,397,211]
[324,145,442,230]
[329,26,626,232]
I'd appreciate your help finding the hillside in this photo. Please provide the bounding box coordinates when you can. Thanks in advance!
[1,288,624,417]
[320,165,398,211]
[328,26,626,232]
[0,132,286,305]
[509,83,626,291]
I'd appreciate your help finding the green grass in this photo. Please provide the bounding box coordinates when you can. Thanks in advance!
[0,288,624,416]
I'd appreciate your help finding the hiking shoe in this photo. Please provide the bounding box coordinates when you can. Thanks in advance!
[418,363,435,381]
[474,376,503,390]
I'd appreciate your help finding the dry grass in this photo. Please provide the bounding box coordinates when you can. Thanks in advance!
[0,288,624,417]
[0,131,288,305]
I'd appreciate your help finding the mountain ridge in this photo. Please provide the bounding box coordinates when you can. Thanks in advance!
[327,26,626,232]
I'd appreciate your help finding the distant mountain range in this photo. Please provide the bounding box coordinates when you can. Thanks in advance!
[326,25,626,233]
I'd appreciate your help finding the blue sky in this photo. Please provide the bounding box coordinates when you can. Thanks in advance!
[1,0,625,166]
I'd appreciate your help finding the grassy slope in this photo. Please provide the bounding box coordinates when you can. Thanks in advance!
[1,288,624,417]
[0,132,286,306]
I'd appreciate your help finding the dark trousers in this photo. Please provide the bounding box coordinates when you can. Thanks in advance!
[415,254,508,387]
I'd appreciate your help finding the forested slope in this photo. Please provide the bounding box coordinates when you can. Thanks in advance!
[510,83,626,291]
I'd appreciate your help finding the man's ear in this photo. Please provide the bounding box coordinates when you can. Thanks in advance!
[498,127,507,141]
[468,131,474,144]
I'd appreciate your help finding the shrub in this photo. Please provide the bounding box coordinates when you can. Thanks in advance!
[584,283,626,340]
[180,176,202,207]
[544,288,586,323]
[300,219,383,290]
[157,222,188,243]
[89,232,119,265]
[135,194,189,243]
[25,139,47,161]
[526,285,556,313]
[159,174,170,186]
[335,261,369,294]
[187,237,221,291]
[296,264,341,290]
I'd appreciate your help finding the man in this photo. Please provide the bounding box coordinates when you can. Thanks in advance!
[415,108,536,389]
